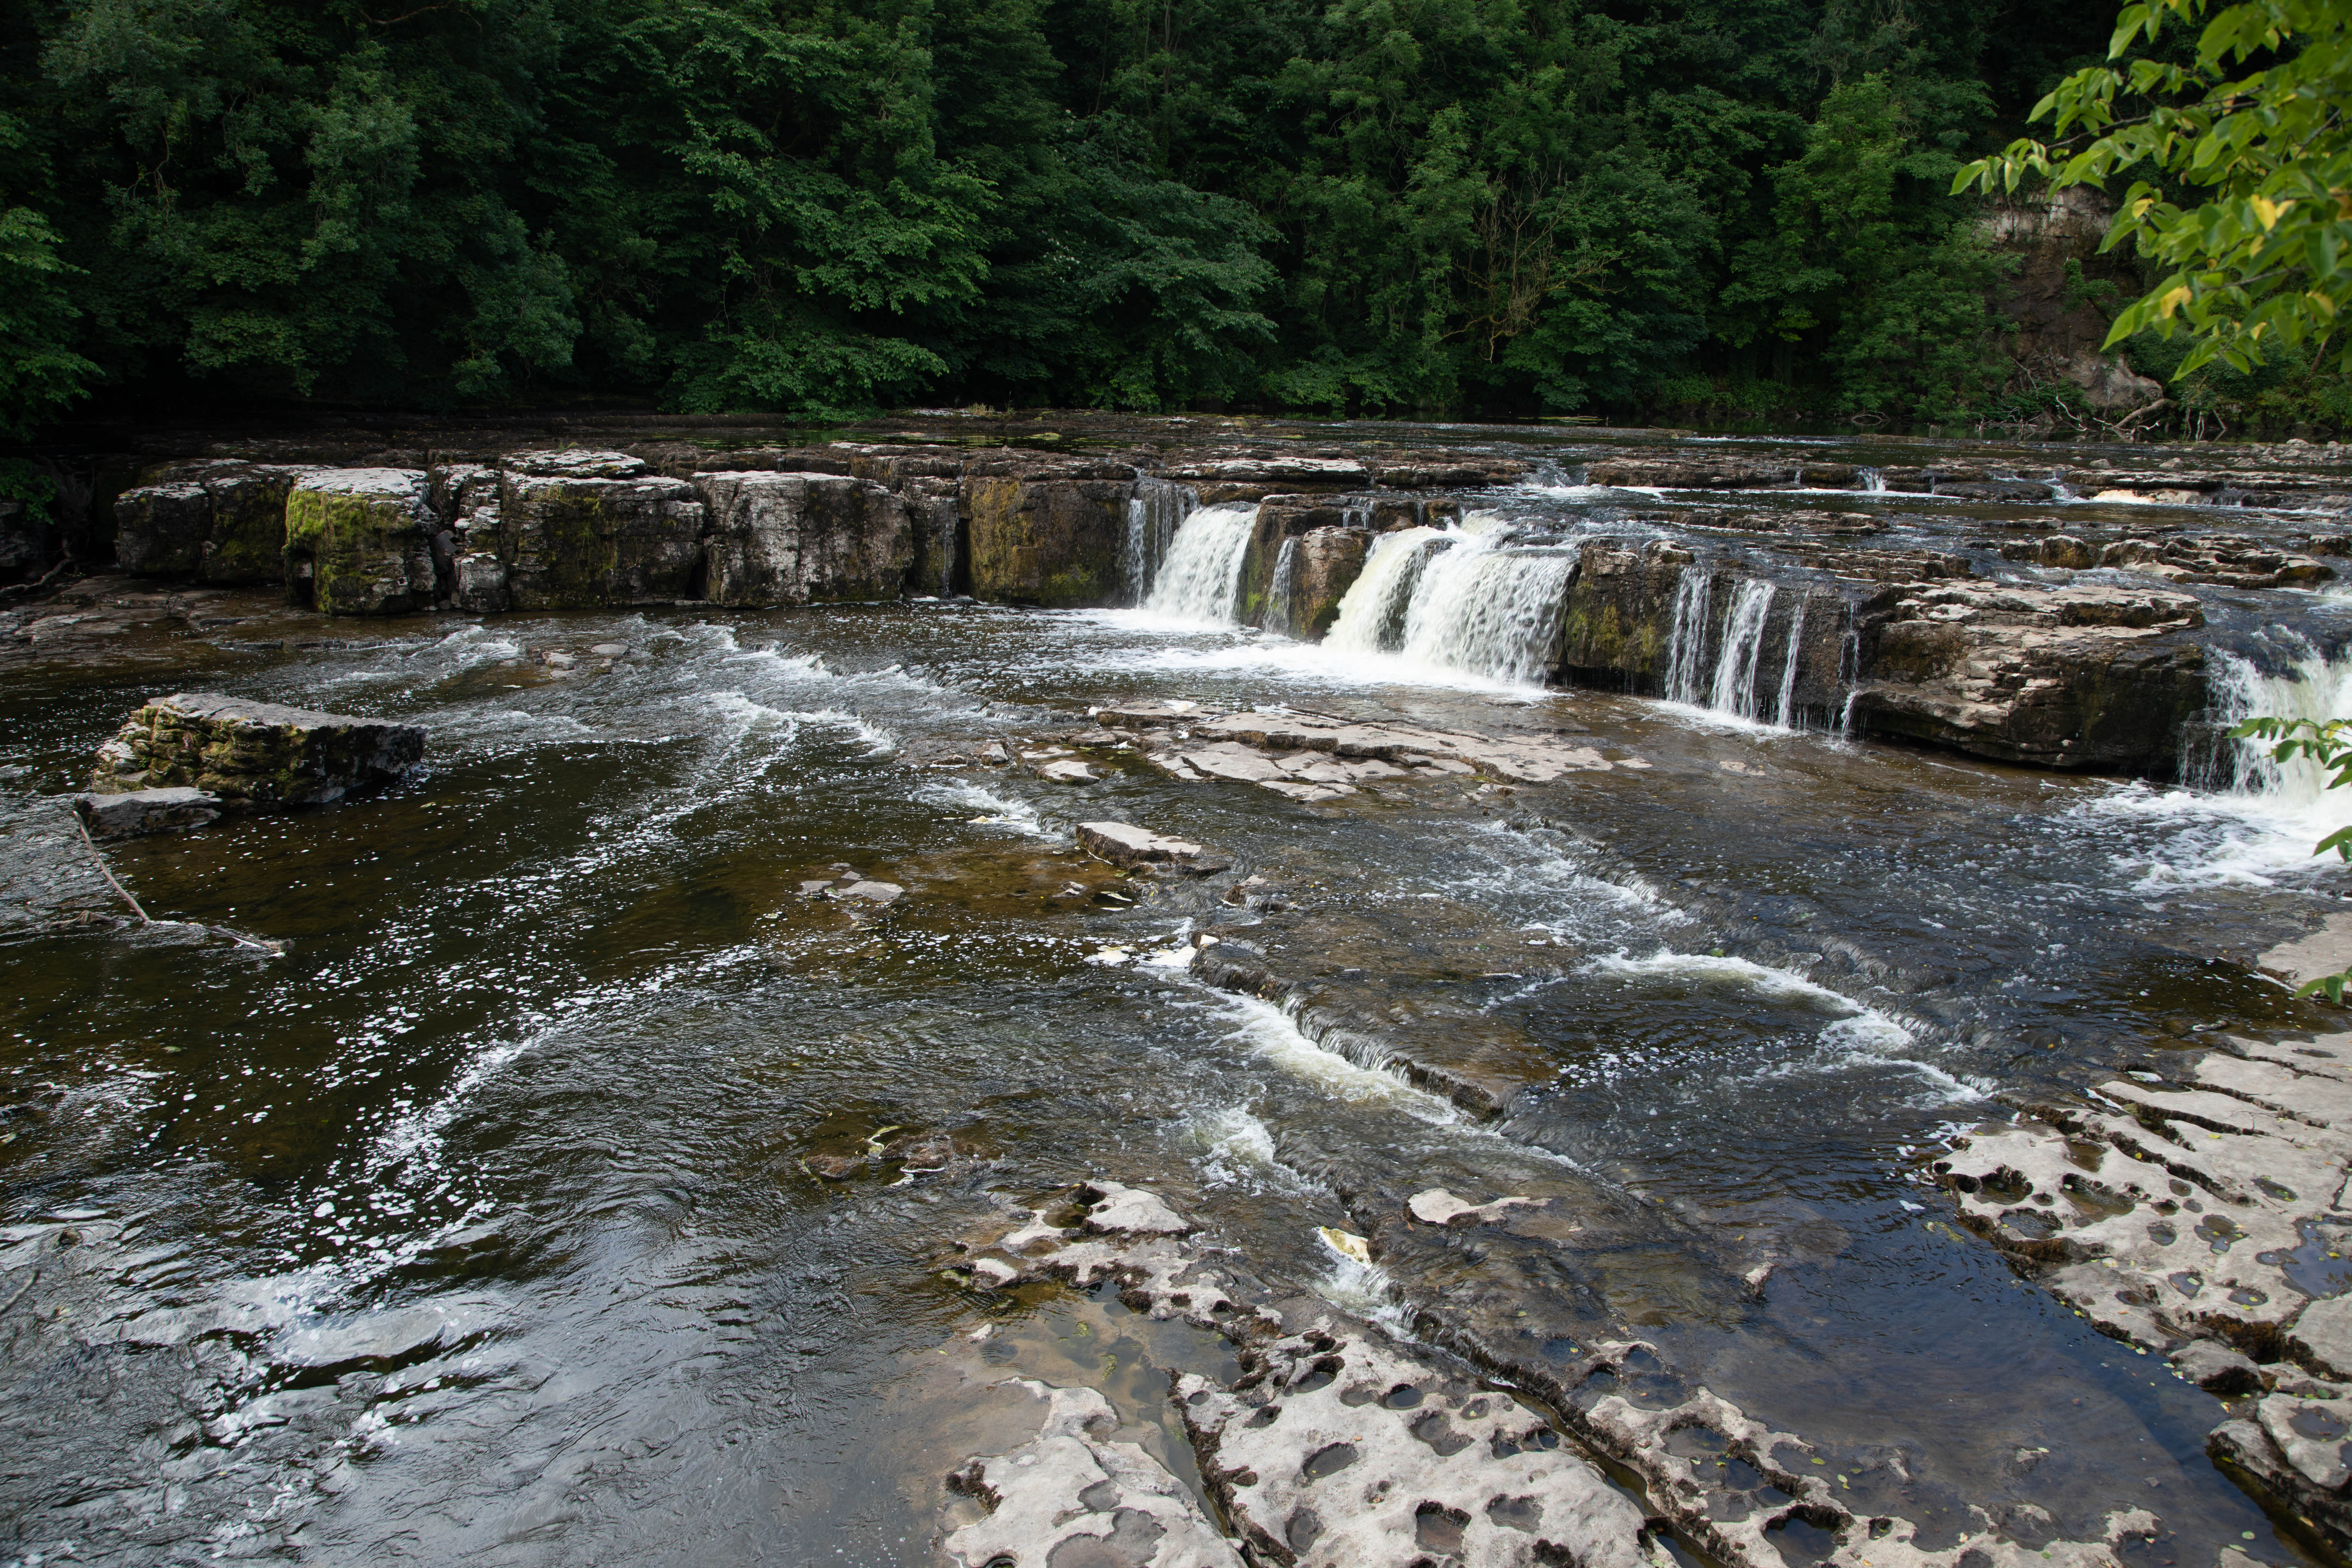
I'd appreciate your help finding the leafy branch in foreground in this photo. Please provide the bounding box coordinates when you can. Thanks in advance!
[1954,0,2352,382]
[2229,714,2352,1000]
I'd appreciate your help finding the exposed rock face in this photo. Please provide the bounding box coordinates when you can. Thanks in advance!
[114,462,311,585]
[89,693,424,807]
[1286,527,1370,637]
[1586,457,1852,490]
[1934,1034,2352,1551]
[1854,581,2208,771]
[72,787,222,838]
[696,471,914,605]
[283,468,436,615]
[945,1382,1242,1568]
[962,458,1135,606]
[2100,534,2335,589]
[496,450,707,610]
[2061,351,2165,411]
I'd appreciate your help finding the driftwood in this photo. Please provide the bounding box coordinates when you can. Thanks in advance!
[62,804,283,954]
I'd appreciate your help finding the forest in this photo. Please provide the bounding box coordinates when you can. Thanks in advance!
[1,0,2344,434]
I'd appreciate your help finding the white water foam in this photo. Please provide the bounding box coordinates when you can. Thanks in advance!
[922,780,1055,840]
[1210,994,1457,1122]
[2077,639,2352,887]
[1323,523,1576,685]
[1142,503,1259,625]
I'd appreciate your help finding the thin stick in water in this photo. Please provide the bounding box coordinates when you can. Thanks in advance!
[66,805,152,925]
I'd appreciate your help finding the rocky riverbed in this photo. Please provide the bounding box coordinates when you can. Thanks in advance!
[4,414,2352,1566]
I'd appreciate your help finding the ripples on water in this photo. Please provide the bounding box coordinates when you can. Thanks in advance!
[2,439,2348,1563]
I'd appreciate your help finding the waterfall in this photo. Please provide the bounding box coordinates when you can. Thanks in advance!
[1707,581,1778,720]
[1662,571,1815,727]
[1325,528,1450,653]
[1322,524,1576,684]
[1663,570,1716,704]
[1774,599,1807,728]
[1142,503,1257,624]
[1125,477,1199,603]
[2190,640,2352,804]
[1859,467,1886,493]
[1394,545,1579,685]
[1264,537,1301,637]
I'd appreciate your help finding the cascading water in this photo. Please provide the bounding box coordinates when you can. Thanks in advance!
[1663,571,1717,705]
[1774,599,1807,727]
[1124,477,1199,603]
[1264,538,1301,637]
[1141,503,1257,624]
[2191,639,2352,805]
[1394,543,1579,685]
[1322,523,1576,684]
[1859,467,1886,493]
[1664,570,1813,728]
[1324,528,1450,654]
[1707,581,1778,720]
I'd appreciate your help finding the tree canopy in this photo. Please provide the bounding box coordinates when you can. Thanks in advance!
[5,0,2340,432]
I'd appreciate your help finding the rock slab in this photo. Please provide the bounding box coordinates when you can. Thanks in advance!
[72,787,223,838]
[90,693,424,807]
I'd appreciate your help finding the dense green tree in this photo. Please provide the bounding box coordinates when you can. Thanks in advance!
[0,0,2336,428]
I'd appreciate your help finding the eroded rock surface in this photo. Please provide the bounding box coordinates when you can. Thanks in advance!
[1934,1034,2352,1547]
[945,1382,1243,1568]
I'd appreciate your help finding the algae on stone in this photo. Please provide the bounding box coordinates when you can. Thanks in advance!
[283,468,436,615]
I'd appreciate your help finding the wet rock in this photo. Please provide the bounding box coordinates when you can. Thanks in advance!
[2096,534,2334,590]
[1586,457,1823,490]
[1407,1188,1544,1227]
[72,786,222,838]
[1089,700,1207,727]
[1185,710,1632,784]
[837,880,904,906]
[945,1382,1244,1568]
[88,693,424,807]
[496,450,708,610]
[1854,581,2209,772]
[2168,1340,2263,1395]
[1080,1181,1193,1237]
[694,470,914,604]
[283,468,437,615]
[1077,821,1221,873]
[1038,758,1098,783]
[1176,1329,1655,1568]
[112,479,214,578]
[1933,1034,2352,1549]
[964,460,1136,607]
[803,1153,863,1180]
[1998,535,2101,570]
[2259,914,2352,994]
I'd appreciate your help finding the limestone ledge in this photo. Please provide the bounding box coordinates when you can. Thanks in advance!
[1932,1031,2352,1549]
[941,1181,2159,1568]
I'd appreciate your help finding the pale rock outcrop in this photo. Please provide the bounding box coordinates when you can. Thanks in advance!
[695,470,914,605]
[496,450,706,610]
[283,468,436,615]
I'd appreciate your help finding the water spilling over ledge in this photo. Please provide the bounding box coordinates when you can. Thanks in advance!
[5,412,2352,1565]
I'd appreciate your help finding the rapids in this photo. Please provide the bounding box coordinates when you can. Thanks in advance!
[5,416,2352,1566]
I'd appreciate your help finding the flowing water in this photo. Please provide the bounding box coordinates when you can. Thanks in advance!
[7,420,2352,1566]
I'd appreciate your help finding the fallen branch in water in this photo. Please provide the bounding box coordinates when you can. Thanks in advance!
[66,805,150,924]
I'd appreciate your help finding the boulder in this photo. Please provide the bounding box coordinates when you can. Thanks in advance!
[283,468,436,615]
[115,462,313,586]
[694,471,914,604]
[89,693,424,807]
[496,450,707,610]
[1288,526,1371,638]
[72,786,222,838]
